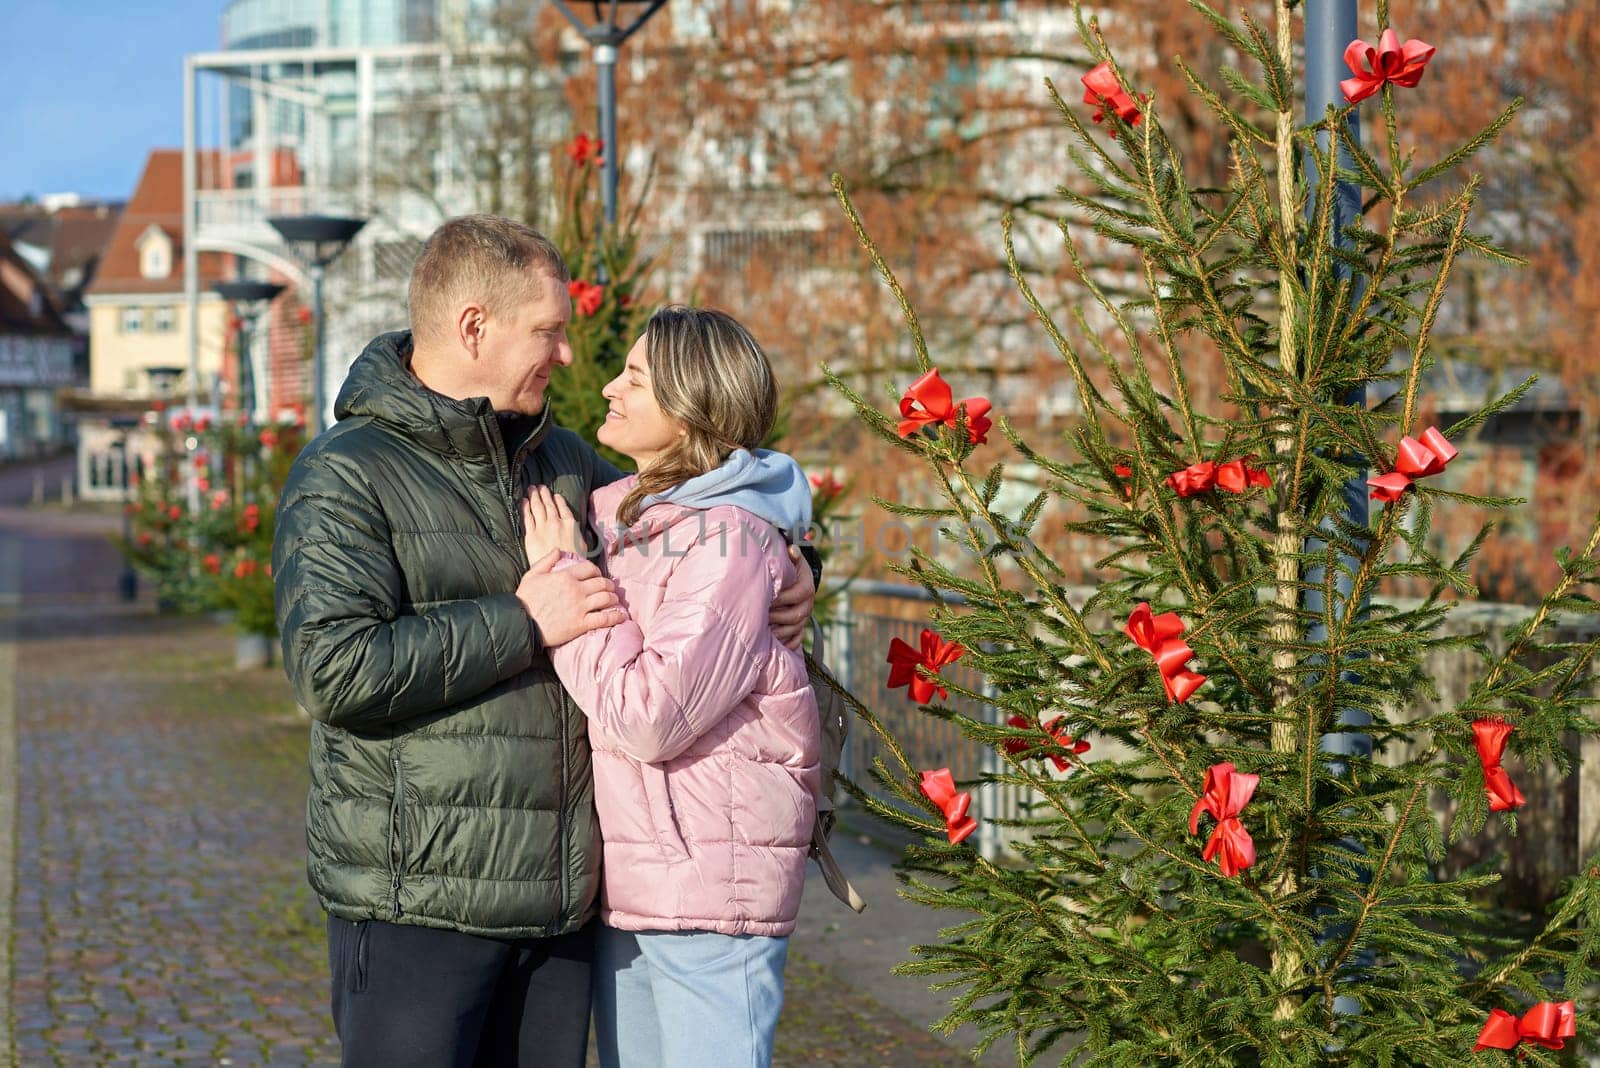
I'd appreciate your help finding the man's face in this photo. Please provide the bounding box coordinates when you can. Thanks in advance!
[475,268,573,415]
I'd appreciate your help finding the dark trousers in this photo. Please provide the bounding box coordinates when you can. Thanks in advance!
[327,916,595,1068]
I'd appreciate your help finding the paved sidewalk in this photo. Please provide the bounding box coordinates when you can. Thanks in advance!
[0,461,998,1067]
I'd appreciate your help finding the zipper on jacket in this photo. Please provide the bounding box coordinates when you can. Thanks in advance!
[494,418,572,932]
[556,688,571,933]
[388,754,406,919]
[482,413,527,563]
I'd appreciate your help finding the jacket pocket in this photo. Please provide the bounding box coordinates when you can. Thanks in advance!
[639,763,690,859]
[387,753,407,918]
[353,920,371,992]
[331,918,371,994]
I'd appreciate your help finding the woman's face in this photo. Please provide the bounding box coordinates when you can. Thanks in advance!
[598,335,685,469]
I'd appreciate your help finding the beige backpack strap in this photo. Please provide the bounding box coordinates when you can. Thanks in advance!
[807,618,864,912]
[811,812,867,913]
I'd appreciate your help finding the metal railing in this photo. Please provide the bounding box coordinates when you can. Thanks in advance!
[824,579,1091,860]
[194,187,371,235]
[823,579,1600,896]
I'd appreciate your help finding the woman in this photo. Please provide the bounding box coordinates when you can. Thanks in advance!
[521,305,820,1068]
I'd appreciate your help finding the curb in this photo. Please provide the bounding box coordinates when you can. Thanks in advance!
[0,529,19,1064]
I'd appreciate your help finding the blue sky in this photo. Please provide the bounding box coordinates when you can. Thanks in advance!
[1,1,226,201]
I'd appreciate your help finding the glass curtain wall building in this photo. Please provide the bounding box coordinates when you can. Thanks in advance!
[183,0,559,426]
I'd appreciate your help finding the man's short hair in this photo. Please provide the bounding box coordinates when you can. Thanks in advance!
[407,215,570,346]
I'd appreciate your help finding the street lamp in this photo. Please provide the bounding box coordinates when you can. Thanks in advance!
[110,415,140,602]
[213,279,285,426]
[550,0,668,229]
[267,214,368,438]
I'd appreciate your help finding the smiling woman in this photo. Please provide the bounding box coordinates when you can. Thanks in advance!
[605,306,779,527]
[596,336,684,472]
[524,303,818,1068]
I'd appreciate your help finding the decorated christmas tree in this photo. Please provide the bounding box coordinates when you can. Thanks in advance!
[543,132,653,464]
[823,2,1600,1062]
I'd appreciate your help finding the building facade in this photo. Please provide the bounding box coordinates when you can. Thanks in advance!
[0,236,77,460]
[185,0,527,429]
[84,150,229,402]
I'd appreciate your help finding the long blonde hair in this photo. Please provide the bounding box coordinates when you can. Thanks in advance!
[616,305,778,526]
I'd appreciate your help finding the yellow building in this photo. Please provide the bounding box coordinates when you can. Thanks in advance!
[83,150,227,400]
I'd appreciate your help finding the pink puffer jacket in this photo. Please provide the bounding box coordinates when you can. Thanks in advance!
[548,476,820,936]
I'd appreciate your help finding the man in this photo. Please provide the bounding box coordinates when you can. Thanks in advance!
[272,215,816,1067]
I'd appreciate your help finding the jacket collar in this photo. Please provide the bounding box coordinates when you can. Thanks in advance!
[333,330,551,464]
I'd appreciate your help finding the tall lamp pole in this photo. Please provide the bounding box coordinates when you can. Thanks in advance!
[110,416,140,602]
[213,280,285,426]
[549,0,669,230]
[267,215,367,438]
[1305,0,1370,1022]
[1306,0,1368,785]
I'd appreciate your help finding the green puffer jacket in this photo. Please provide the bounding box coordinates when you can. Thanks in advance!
[273,331,621,939]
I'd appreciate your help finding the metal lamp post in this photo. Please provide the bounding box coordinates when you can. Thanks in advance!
[1306,0,1368,796]
[110,415,140,602]
[550,0,668,230]
[213,280,285,426]
[1305,0,1371,1024]
[267,215,368,438]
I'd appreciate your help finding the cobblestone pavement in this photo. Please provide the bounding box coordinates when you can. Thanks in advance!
[1,460,976,1068]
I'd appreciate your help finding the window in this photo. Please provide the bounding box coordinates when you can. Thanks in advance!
[137,225,172,280]
[701,227,823,276]
[152,307,177,333]
[140,240,170,279]
[120,307,143,333]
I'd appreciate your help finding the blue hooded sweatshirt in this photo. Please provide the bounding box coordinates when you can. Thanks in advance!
[639,448,813,540]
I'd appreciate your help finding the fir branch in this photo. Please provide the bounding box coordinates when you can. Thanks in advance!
[1404,99,1524,194]
[1175,57,1275,149]
[1315,761,1436,993]
[830,174,930,371]
[1145,256,1204,455]
[1465,854,1600,1000]
[1002,215,1107,439]
[1398,179,1479,434]
[1462,513,1600,708]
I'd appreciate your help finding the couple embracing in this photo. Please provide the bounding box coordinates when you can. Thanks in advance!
[272,213,825,1067]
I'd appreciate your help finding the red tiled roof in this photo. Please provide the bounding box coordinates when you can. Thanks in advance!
[0,234,72,337]
[85,150,227,297]
[48,205,123,289]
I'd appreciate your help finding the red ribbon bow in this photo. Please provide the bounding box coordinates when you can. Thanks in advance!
[1215,458,1272,493]
[1474,1001,1577,1052]
[1367,426,1458,502]
[1124,603,1207,703]
[808,470,844,500]
[1112,463,1134,499]
[1081,62,1145,133]
[566,132,604,166]
[919,767,978,844]
[1165,458,1270,498]
[1188,762,1258,877]
[897,369,993,445]
[1003,715,1090,772]
[1341,29,1436,105]
[886,628,967,704]
[568,279,604,317]
[1471,718,1527,813]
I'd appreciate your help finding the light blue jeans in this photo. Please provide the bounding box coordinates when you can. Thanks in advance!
[592,924,790,1068]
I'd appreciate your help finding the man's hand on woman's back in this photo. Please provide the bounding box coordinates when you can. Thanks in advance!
[769,544,816,651]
